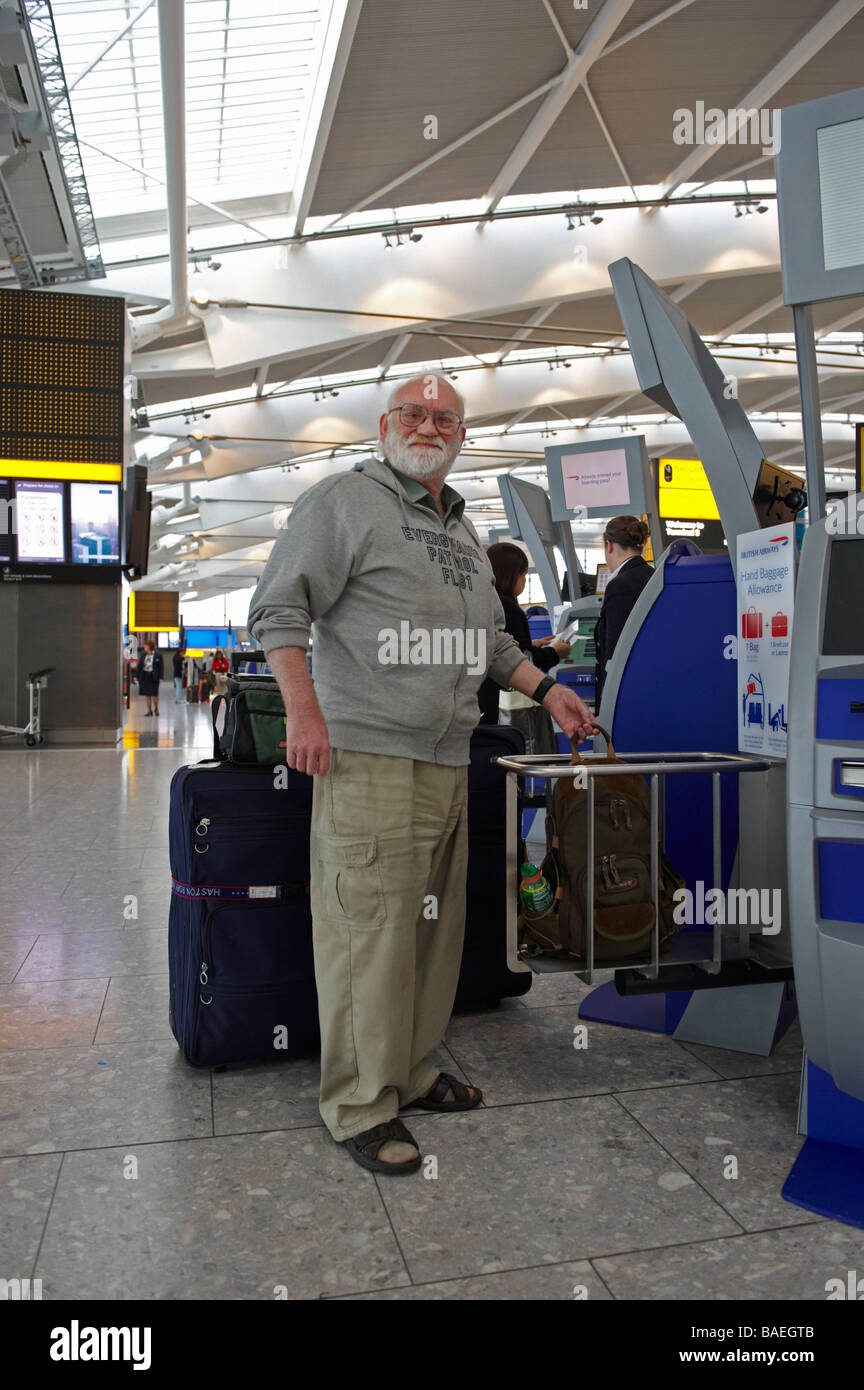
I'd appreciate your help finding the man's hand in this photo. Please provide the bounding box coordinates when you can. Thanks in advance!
[542,683,597,744]
[281,699,331,776]
[268,646,331,776]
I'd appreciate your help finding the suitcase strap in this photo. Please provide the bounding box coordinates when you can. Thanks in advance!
[171,878,308,901]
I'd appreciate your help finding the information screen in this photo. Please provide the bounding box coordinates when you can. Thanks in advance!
[70,482,120,564]
[0,480,12,562]
[823,539,864,656]
[15,479,66,563]
[561,447,631,510]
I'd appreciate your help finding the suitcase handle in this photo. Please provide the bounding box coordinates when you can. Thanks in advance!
[211,694,226,759]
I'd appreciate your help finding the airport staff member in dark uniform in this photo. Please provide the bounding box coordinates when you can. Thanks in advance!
[594,515,653,710]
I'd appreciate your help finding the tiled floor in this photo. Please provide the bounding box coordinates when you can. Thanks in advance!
[1,697,861,1301]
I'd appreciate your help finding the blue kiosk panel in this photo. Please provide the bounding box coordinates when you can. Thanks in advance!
[607,554,740,895]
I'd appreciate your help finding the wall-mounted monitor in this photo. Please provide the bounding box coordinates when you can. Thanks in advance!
[0,475,122,584]
[70,483,120,564]
[545,435,655,525]
[775,87,864,305]
[14,479,66,563]
[0,286,126,586]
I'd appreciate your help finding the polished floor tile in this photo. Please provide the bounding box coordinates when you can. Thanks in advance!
[616,1073,818,1232]
[36,1130,410,1299]
[0,1153,63,1273]
[0,978,109,1051]
[444,1003,718,1106]
[594,1221,864,1300]
[337,1260,614,1300]
[677,1019,803,1080]
[375,1098,741,1284]
[14,927,168,982]
[93,974,174,1046]
[0,935,40,984]
[0,1042,212,1156]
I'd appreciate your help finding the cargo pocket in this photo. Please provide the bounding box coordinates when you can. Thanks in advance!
[317,834,387,929]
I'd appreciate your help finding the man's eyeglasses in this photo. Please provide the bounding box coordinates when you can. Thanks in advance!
[389,404,463,435]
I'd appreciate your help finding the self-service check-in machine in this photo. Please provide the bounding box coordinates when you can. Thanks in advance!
[554,594,602,710]
[783,504,864,1226]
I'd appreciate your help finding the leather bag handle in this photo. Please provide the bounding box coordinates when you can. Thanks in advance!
[569,724,616,765]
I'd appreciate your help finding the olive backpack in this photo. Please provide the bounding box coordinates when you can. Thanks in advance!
[520,728,685,964]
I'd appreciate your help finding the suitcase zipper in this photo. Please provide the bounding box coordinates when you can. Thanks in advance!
[200,900,306,993]
[193,813,308,853]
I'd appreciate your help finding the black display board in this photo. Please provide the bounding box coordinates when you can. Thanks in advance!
[0,287,126,585]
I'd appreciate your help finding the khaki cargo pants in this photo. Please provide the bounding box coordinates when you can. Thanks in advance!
[310,748,469,1141]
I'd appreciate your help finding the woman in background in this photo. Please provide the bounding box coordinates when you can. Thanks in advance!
[594,516,653,712]
[211,648,230,697]
[137,640,163,718]
[478,542,570,753]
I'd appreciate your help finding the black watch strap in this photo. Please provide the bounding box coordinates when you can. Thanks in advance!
[531,675,557,705]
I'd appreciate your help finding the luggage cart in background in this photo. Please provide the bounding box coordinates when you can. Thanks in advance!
[0,667,55,746]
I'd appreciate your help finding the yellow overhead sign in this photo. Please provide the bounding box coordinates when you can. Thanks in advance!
[657,458,721,521]
[0,460,122,482]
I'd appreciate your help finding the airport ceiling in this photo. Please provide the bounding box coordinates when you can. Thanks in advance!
[2,0,864,598]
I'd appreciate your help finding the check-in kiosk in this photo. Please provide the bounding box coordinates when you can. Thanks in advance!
[553,593,602,711]
[783,504,864,1226]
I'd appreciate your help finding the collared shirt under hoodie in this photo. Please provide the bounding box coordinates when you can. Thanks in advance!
[247,454,526,765]
[594,554,653,707]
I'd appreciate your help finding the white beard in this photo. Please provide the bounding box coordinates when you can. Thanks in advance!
[384,430,462,480]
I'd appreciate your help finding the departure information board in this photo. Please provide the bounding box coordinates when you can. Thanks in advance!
[0,287,126,583]
[0,288,125,466]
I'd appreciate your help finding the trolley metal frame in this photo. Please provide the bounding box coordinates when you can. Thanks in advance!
[0,667,55,746]
[496,749,772,984]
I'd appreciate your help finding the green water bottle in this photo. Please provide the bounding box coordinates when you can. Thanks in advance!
[520,862,554,915]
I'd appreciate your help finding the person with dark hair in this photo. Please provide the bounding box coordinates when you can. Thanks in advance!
[137,640,163,717]
[172,646,186,703]
[477,542,571,733]
[594,515,653,710]
[211,648,230,697]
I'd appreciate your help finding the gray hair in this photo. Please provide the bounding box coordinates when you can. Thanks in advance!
[385,373,466,419]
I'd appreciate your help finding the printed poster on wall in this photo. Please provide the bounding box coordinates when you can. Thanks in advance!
[736,523,797,757]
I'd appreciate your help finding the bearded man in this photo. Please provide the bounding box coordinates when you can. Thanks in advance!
[248,374,596,1175]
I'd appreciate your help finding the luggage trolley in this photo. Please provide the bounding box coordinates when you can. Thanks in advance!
[496,744,777,989]
[0,667,55,747]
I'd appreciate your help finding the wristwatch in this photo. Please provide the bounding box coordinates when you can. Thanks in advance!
[531,675,557,705]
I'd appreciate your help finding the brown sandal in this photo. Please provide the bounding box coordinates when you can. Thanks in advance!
[409,1072,483,1112]
[344,1119,422,1175]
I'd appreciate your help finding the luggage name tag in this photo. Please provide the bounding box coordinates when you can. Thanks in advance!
[248,885,280,899]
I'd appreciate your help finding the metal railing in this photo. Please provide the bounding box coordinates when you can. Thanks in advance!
[496,748,772,984]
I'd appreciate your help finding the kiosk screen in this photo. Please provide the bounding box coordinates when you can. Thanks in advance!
[822,539,864,655]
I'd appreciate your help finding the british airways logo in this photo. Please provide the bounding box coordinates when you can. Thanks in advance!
[768,534,789,546]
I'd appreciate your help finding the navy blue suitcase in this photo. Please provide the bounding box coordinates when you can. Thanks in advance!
[455,724,532,1010]
[169,730,530,1067]
[168,760,320,1066]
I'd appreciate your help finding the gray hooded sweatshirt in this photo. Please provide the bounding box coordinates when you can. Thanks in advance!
[247,455,526,765]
